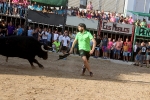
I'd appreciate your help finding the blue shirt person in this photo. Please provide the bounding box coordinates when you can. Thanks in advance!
[17,25,23,36]
[27,27,33,36]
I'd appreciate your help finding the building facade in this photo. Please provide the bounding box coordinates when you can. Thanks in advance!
[124,0,150,23]
[68,0,125,13]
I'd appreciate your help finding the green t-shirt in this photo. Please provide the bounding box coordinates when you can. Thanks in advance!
[141,21,147,27]
[53,41,60,50]
[75,31,93,51]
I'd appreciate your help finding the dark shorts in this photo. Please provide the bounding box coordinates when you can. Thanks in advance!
[79,50,90,60]
[61,46,68,51]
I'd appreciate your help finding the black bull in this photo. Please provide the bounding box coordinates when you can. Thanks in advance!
[0,36,50,69]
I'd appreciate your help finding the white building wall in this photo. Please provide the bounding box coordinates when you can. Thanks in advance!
[124,0,150,23]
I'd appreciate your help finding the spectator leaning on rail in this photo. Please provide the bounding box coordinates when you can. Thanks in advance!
[140,18,147,28]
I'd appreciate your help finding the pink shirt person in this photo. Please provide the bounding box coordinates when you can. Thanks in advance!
[86,12,92,19]
[107,40,113,49]
[86,1,93,11]
[115,41,122,50]
[128,16,134,24]
[110,15,116,22]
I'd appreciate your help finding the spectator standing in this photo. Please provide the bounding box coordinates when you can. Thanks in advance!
[111,39,116,59]
[38,27,42,42]
[140,42,147,67]
[123,43,129,62]
[17,25,23,36]
[61,31,70,55]
[32,28,39,40]
[133,42,138,59]
[41,28,48,45]
[114,38,122,59]
[47,28,52,47]
[53,30,59,42]
[86,1,93,11]
[27,26,33,36]
[94,35,101,58]
[107,38,113,59]
[69,31,76,49]
[102,35,108,59]
[7,22,15,36]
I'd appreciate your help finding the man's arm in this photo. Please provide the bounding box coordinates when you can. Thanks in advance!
[69,39,77,53]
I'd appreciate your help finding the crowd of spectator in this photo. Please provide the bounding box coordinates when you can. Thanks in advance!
[94,34,150,68]
[0,0,149,28]
[0,20,150,68]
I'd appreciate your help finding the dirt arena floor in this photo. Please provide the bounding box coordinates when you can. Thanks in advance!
[0,52,150,100]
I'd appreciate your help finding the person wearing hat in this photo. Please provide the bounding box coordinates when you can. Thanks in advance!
[69,23,96,77]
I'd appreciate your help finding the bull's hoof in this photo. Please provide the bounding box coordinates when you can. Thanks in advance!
[39,65,44,69]
[31,66,36,69]
[39,66,44,69]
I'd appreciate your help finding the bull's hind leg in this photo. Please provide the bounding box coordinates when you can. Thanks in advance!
[33,59,44,69]
[28,59,36,69]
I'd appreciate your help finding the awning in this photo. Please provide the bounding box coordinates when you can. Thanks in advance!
[128,11,150,17]
[31,0,67,6]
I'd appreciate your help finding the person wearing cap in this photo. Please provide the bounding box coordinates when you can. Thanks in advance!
[69,23,96,77]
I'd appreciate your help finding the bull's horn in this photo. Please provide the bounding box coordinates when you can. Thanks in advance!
[41,45,48,52]
[47,46,52,49]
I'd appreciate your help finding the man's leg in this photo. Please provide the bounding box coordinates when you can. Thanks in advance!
[81,56,93,77]
[140,55,144,67]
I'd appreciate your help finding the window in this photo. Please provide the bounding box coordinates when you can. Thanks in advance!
[80,0,87,9]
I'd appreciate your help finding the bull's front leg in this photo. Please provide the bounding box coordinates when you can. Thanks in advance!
[28,59,36,69]
[33,59,44,69]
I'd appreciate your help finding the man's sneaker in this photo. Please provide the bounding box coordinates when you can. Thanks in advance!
[82,68,86,76]
[90,72,93,77]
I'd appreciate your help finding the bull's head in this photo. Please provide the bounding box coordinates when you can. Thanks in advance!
[39,45,51,60]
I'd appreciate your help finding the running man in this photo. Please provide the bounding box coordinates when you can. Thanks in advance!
[69,23,96,77]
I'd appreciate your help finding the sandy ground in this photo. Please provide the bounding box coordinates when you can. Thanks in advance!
[0,52,150,100]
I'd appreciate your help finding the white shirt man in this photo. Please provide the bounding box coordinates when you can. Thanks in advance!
[41,30,49,45]
[53,31,59,41]
[42,31,49,39]
[59,33,63,43]
[62,36,70,47]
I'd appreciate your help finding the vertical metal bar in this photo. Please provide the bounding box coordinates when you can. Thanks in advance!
[144,0,146,13]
